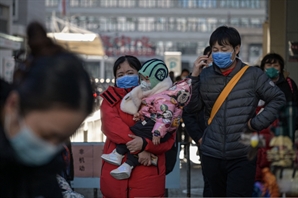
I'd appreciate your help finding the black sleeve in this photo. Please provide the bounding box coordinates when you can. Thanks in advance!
[250,70,286,131]
[182,110,205,144]
[184,76,204,114]
[182,75,205,143]
[290,78,298,130]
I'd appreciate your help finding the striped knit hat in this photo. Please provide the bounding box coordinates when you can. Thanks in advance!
[139,59,169,88]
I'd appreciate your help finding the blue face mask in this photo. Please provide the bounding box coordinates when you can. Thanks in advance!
[116,75,139,88]
[5,118,62,166]
[212,51,235,69]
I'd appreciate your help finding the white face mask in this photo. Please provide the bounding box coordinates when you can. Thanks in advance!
[140,80,151,91]
[5,117,62,166]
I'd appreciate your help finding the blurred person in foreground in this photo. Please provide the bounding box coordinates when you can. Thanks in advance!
[100,56,176,197]
[0,22,93,197]
[183,26,286,197]
[183,45,212,197]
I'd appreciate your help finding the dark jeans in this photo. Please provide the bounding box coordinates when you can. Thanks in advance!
[116,117,171,167]
[201,154,256,197]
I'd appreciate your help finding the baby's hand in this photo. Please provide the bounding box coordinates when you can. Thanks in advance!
[153,136,161,145]
[133,113,140,121]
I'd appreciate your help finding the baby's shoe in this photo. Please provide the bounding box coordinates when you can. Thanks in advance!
[101,149,123,166]
[110,163,133,180]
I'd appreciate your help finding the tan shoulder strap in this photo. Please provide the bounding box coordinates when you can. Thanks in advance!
[208,65,249,125]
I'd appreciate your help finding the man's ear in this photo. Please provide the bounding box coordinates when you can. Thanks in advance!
[4,91,20,116]
[235,45,241,56]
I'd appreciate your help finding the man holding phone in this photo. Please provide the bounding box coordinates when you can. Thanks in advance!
[183,26,285,197]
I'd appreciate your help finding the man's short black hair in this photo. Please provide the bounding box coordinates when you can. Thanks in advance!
[260,53,285,71]
[209,26,241,49]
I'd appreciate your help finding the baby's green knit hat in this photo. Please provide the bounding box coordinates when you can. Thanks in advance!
[139,59,169,89]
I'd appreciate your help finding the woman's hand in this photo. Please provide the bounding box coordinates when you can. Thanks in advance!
[152,136,161,145]
[126,134,143,153]
[138,151,151,166]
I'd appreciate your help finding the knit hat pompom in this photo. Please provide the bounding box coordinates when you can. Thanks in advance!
[139,59,168,88]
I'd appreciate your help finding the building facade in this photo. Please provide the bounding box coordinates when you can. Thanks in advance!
[45,0,266,79]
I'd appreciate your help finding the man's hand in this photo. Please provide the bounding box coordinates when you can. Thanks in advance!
[138,151,151,166]
[152,136,161,145]
[126,134,143,153]
[192,55,210,76]
[247,119,256,132]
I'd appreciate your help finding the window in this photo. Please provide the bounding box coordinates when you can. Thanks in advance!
[187,18,197,32]
[117,17,126,31]
[46,0,59,7]
[80,0,96,7]
[157,0,171,8]
[249,44,262,65]
[168,17,176,31]
[101,0,117,7]
[197,0,216,8]
[177,18,186,32]
[251,18,262,27]
[156,18,166,31]
[240,18,249,27]
[118,0,136,7]
[230,18,240,26]
[207,18,217,31]
[218,18,227,26]
[86,16,98,30]
[99,17,108,32]
[126,18,135,31]
[139,0,156,8]
[70,0,79,7]
[197,18,207,32]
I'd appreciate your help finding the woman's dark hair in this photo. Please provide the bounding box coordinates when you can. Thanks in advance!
[14,22,93,115]
[209,26,241,50]
[260,53,285,71]
[113,55,142,78]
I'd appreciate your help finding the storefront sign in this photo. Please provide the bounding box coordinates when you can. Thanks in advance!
[101,35,155,57]
[72,142,104,177]
[164,51,182,77]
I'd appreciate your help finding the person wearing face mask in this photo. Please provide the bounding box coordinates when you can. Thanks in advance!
[100,56,178,197]
[175,68,190,82]
[101,59,191,181]
[184,26,286,197]
[253,53,298,185]
[0,22,94,197]
[260,53,298,110]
